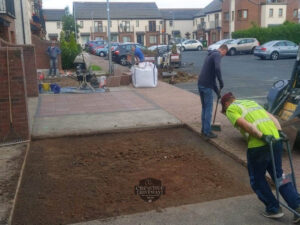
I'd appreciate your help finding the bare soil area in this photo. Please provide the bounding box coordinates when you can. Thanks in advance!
[12,128,251,225]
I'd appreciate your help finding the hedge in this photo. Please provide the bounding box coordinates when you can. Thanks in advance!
[232,21,300,45]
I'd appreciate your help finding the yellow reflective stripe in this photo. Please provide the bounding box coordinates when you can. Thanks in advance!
[233,102,263,118]
[253,118,272,127]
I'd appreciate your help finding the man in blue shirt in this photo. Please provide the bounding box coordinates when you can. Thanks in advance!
[131,45,145,64]
[46,41,61,78]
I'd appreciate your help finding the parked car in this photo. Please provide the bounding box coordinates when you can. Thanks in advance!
[177,39,203,51]
[226,38,260,56]
[254,40,299,60]
[112,43,147,66]
[208,39,234,52]
[85,40,106,50]
[96,42,120,57]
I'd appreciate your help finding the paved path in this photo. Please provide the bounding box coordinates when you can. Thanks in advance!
[71,194,294,225]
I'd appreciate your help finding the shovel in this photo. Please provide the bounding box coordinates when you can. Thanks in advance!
[211,96,221,132]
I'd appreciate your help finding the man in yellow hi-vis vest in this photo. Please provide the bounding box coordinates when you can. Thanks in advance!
[221,92,300,223]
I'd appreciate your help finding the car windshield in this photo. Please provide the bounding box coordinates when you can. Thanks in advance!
[215,40,228,45]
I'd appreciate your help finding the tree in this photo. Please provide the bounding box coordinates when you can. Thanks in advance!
[62,7,79,41]
[60,31,81,69]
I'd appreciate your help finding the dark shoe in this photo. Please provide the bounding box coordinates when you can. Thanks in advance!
[293,207,300,224]
[203,132,217,139]
[262,207,284,219]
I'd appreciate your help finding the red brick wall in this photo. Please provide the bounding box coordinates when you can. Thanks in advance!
[119,33,135,43]
[0,47,29,142]
[286,0,299,22]
[31,34,62,70]
[222,0,230,36]
[0,15,16,44]
[235,0,261,31]
[0,39,38,97]
[145,32,160,47]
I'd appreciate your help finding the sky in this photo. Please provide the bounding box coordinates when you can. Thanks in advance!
[43,0,212,10]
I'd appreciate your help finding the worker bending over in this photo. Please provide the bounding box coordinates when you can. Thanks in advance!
[131,45,145,65]
[221,92,300,223]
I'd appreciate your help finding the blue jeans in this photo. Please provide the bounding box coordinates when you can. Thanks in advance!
[247,141,300,213]
[198,85,213,135]
[49,58,58,76]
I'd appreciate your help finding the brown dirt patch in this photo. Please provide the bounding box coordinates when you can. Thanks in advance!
[43,76,79,87]
[12,128,251,225]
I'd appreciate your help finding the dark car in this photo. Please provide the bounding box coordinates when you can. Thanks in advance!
[112,43,147,66]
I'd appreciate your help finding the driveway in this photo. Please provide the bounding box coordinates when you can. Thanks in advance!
[177,51,295,104]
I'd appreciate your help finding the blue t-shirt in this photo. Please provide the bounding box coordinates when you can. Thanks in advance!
[134,47,145,62]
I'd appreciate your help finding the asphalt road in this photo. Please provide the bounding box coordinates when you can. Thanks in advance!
[175,50,295,105]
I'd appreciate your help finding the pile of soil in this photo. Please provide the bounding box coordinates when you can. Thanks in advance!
[12,128,251,225]
[161,70,198,84]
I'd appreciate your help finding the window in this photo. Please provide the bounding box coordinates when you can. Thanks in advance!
[169,20,173,27]
[243,10,248,19]
[136,20,139,27]
[224,12,229,21]
[94,21,103,32]
[279,8,283,17]
[149,35,157,44]
[149,21,156,32]
[232,11,235,21]
[269,8,274,17]
[285,41,296,47]
[293,9,298,18]
[274,41,285,47]
[212,33,216,42]
[208,15,210,21]
[238,10,247,20]
[80,21,84,28]
[201,18,204,24]
[122,36,131,42]
[111,34,118,42]
[57,21,61,29]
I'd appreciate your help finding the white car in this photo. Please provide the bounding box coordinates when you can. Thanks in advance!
[177,39,203,51]
[208,39,234,52]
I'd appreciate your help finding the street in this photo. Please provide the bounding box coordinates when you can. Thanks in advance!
[176,51,295,105]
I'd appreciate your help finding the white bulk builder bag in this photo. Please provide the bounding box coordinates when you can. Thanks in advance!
[131,62,158,88]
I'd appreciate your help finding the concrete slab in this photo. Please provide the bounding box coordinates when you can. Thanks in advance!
[31,109,181,139]
[70,194,294,225]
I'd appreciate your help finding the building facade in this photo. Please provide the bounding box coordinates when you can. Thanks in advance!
[160,9,201,42]
[193,0,222,45]
[222,0,299,39]
[44,9,65,41]
[74,2,164,47]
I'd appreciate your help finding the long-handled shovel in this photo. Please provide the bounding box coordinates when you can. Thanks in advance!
[211,96,221,131]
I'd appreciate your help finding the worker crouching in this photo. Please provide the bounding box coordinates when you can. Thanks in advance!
[221,92,300,223]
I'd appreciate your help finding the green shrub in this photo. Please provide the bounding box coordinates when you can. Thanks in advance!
[60,31,81,69]
[232,22,300,45]
[89,65,102,71]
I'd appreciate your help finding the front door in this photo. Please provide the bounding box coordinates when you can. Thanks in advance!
[137,34,144,45]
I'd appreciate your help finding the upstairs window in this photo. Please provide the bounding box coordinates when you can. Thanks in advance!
[278,8,283,17]
[269,8,274,17]
[57,21,61,29]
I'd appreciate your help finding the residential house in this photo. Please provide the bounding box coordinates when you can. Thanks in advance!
[160,8,201,42]
[44,9,65,41]
[73,2,163,47]
[222,0,299,39]
[286,0,300,23]
[193,0,222,45]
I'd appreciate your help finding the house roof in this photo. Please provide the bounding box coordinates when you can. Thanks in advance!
[43,9,66,21]
[194,0,222,18]
[73,2,162,20]
[160,9,202,20]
